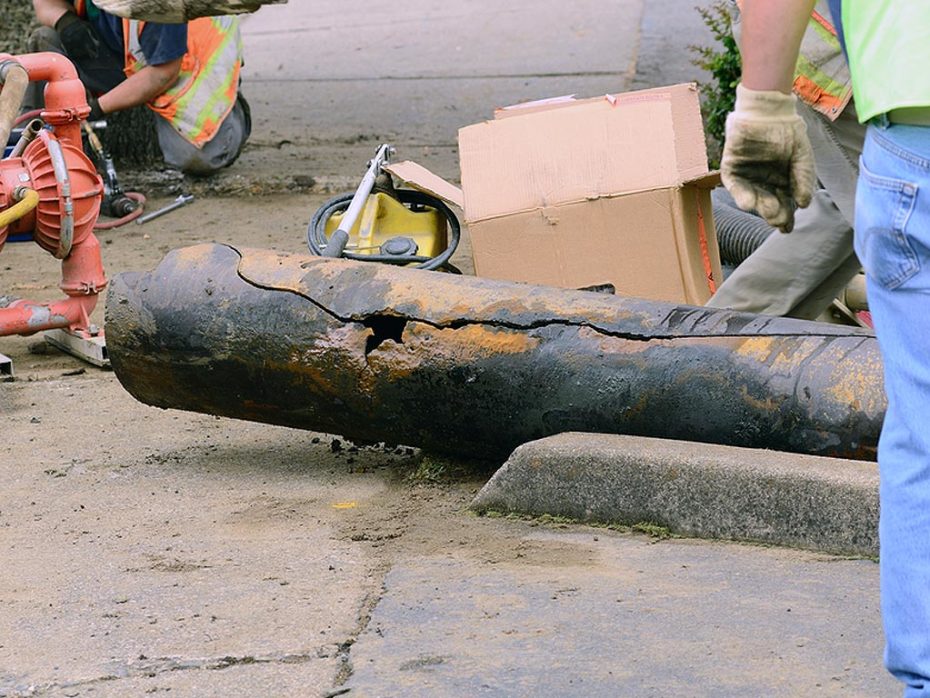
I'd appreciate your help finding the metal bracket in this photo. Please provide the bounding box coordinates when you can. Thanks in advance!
[44,329,109,368]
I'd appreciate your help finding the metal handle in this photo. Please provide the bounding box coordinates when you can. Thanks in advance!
[136,194,194,225]
[322,143,394,258]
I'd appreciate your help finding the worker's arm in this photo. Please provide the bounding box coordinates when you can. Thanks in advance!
[720,0,818,233]
[33,0,101,58]
[740,0,816,93]
[96,58,182,113]
[32,0,71,27]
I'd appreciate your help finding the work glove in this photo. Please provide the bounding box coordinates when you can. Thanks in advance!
[720,84,815,233]
[86,96,105,122]
[55,10,100,60]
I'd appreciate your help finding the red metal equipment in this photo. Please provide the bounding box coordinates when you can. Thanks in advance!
[0,52,105,339]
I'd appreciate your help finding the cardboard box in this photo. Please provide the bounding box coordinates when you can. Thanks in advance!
[388,83,723,305]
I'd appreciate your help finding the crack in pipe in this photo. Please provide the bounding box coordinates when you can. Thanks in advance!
[229,244,874,344]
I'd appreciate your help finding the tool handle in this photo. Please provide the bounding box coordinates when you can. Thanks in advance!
[322,144,394,258]
[136,194,194,225]
[322,229,350,258]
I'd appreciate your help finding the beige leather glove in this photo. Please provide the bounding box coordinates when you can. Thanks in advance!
[93,0,286,22]
[721,84,815,233]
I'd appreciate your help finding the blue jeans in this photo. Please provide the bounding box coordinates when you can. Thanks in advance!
[856,123,930,697]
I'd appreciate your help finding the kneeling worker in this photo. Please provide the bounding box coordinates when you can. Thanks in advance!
[29,0,250,175]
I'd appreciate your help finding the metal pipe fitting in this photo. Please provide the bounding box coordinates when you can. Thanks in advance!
[38,129,75,259]
[10,118,44,159]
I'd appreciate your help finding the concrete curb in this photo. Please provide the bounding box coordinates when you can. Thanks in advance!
[471,432,879,556]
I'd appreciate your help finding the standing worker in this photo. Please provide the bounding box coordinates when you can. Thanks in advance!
[707,1,865,320]
[28,0,250,175]
[722,1,930,694]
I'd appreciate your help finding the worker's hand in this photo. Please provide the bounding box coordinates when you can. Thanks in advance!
[720,84,815,233]
[55,10,100,60]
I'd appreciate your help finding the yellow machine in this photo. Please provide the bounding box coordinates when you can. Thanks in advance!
[323,191,448,261]
[308,144,460,271]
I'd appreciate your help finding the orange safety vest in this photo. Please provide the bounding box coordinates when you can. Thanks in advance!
[123,17,243,146]
[72,1,242,146]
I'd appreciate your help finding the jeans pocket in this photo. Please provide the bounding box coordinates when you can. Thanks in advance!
[854,156,920,290]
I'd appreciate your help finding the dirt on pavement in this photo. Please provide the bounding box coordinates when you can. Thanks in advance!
[0,189,507,697]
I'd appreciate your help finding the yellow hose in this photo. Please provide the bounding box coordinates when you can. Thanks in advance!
[0,188,39,228]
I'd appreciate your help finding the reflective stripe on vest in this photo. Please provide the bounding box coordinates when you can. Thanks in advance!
[122,16,241,147]
[794,1,852,119]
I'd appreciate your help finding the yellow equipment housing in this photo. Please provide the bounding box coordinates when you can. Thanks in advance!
[324,192,448,260]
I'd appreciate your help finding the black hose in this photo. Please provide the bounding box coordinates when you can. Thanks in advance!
[307,189,461,271]
[712,194,777,266]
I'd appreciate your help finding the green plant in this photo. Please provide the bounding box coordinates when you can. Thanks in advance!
[405,455,449,484]
[631,521,673,540]
[690,1,742,167]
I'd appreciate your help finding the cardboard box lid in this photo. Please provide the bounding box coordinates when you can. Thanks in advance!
[458,83,709,224]
[384,161,464,209]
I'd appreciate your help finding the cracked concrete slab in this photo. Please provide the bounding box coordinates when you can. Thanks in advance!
[346,534,897,697]
[0,378,390,697]
[31,654,338,698]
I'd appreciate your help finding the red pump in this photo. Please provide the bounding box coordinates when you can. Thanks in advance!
[0,52,105,341]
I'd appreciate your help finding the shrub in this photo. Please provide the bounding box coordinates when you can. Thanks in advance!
[690,2,742,167]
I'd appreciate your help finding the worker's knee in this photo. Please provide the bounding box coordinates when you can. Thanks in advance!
[155,97,251,176]
[28,26,65,54]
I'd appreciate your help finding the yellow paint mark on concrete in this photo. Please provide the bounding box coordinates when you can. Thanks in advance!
[332,501,358,510]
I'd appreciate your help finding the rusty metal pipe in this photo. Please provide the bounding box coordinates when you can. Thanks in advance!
[106,243,885,461]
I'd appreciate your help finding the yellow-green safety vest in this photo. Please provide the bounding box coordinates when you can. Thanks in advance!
[735,0,852,120]
[842,2,930,122]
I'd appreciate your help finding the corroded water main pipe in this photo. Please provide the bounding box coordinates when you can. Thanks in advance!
[106,243,885,461]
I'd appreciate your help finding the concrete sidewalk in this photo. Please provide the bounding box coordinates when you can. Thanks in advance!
[345,533,893,697]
